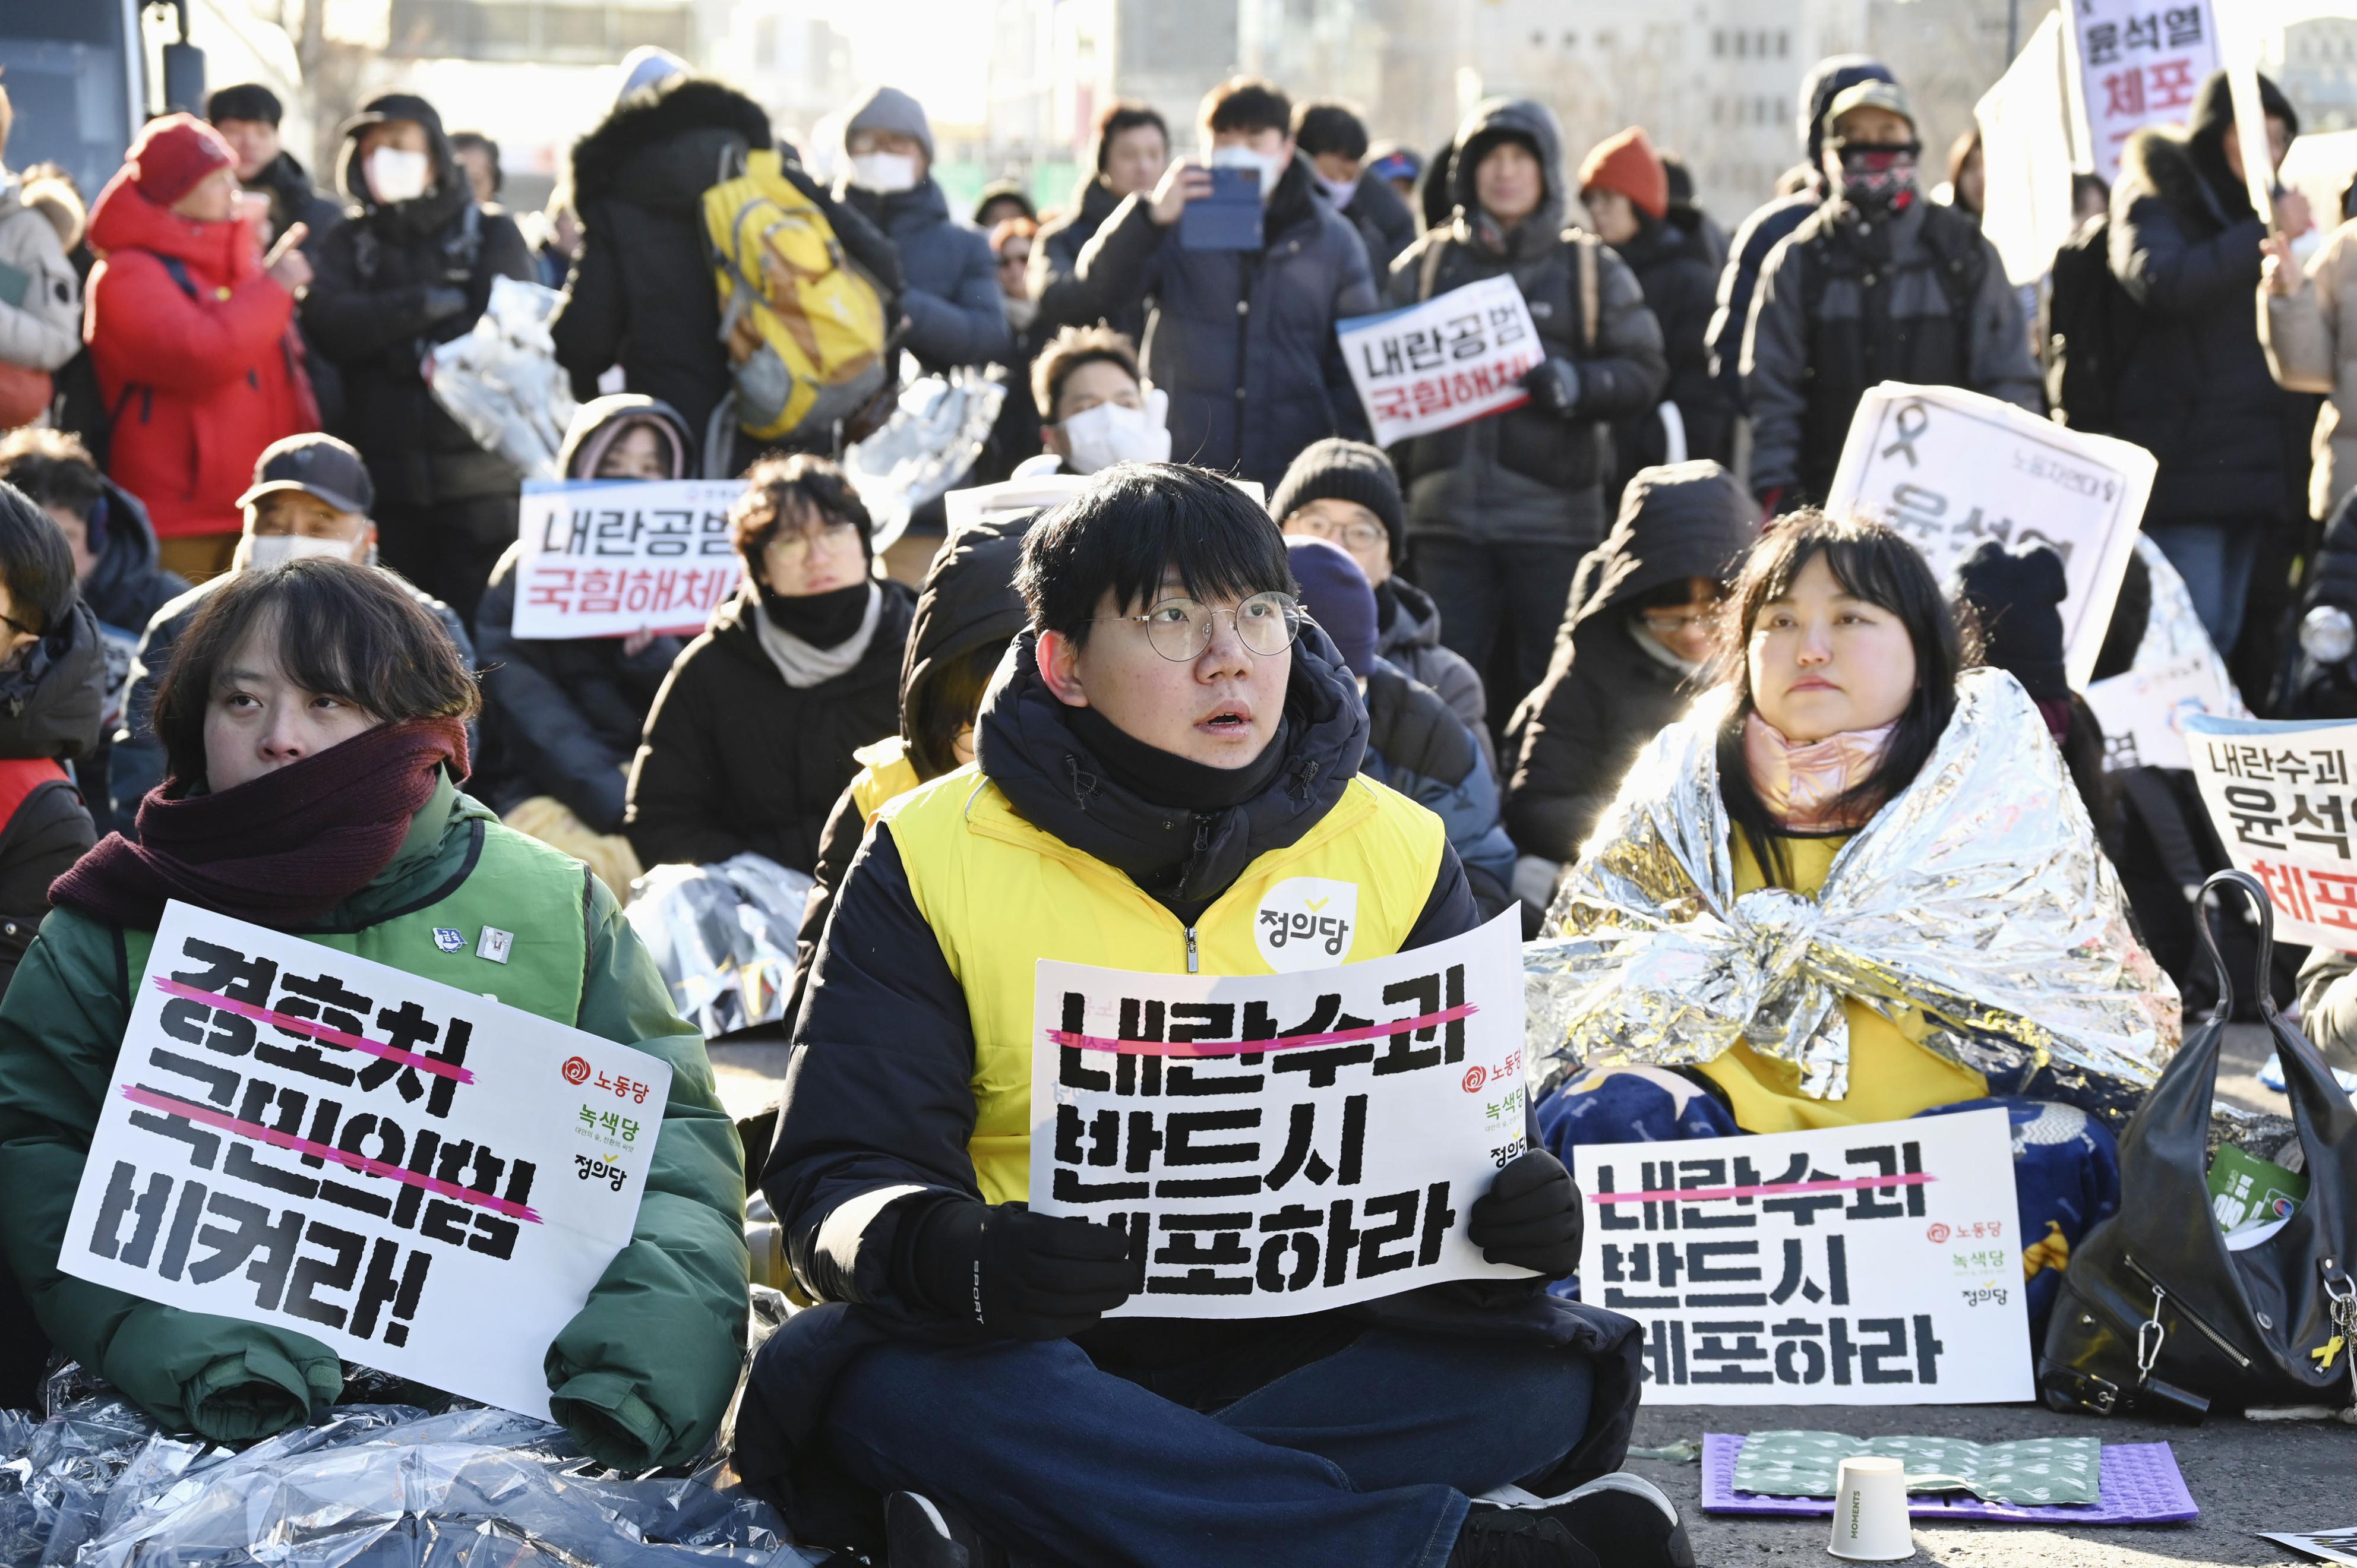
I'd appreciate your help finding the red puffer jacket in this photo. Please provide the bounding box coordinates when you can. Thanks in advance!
[83,170,315,539]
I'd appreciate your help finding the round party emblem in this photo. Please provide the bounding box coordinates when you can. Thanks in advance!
[562,1056,593,1085]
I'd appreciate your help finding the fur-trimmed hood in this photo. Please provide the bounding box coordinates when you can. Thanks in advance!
[2118,122,2240,233]
[5,170,85,254]
[569,76,771,213]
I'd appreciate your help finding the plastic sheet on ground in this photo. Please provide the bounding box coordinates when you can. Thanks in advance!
[426,276,580,482]
[841,365,1007,555]
[0,1367,814,1568]
[625,853,815,1038]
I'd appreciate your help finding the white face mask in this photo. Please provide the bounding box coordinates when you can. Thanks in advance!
[848,151,919,195]
[248,532,364,568]
[1208,143,1287,203]
[1316,172,1358,210]
[366,146,432,206]
[1061,389,1172,475]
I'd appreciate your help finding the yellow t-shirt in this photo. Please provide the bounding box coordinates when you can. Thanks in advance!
[1696,831,1988,1133]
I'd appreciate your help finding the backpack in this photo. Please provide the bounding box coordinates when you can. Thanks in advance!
[2042,213,2142,435]
[703,148,889,446]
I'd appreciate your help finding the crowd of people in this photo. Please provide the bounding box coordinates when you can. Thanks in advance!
[0,33,2343,1568]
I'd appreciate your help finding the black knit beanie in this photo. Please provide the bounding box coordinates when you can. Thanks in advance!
[1267,438,1405,557]
[1956,540,2071,703]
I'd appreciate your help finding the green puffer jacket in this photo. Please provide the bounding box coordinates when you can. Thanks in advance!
[0,775,748,1468]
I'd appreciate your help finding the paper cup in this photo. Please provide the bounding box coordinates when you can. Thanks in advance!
[1827,1455,1915,1561]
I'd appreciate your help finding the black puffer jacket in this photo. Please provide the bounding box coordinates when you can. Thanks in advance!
[1609,213,1737,479]
[1339,167,1419,273]
[2108,74,2299,527]
[1386,99,1667,546]
[1505,461,1755,861]
[0,600,105,994]
[1029,172,1143,343]
[625,580,915,874]
[1374,575,1491,769]
[75,479,187,837]
[838,178,1012,377]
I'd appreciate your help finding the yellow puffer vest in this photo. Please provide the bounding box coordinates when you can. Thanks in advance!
[848,735,923,824]
[877,764,1448,1203]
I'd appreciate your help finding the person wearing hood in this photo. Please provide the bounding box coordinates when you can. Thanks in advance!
[2113,69,2308,659]
[110,433,474,832]
[1293,100,1419,271]
[1702,54,1894,409]
[1578,127,1736,476]
[974,180,1036,232]
[1029,101,1167,344]
[1072,76,1380,489]
[552,72,899,478]
[1385,97,1669,710]
[301,92,534,627]
[1270,438,1490,761]
[1025,324,1174,475]
[0,86,84,402]
[1742,80,2039,514]
[1659,153,1727,274]
[84,113,317,583]
[475,395,692,897]
[737,463,1676,1568]
[625,454,914,877]
[1503,461,1753,868]
[835,86,1012,377]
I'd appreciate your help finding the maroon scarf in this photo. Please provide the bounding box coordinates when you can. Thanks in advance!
[51,718,470,931]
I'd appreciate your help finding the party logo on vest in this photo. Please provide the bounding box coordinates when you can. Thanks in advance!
[1253,877,1359,972]
[432,927,465,953]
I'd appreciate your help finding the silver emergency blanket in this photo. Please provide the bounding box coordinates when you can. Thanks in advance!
[625,853,814,1038]
[425,276,580,480]
[2129,534,2248,707]
[0,1368,813,1568]
[841,365,1007,555]
[1524,666,2181,1101]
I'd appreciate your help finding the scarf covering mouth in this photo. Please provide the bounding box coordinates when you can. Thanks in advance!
[50,717,470,931]
[1740,712,1896,832]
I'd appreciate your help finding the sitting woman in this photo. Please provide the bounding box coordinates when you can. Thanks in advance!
[1525,512,2179,1323]
[0,557,747,1462]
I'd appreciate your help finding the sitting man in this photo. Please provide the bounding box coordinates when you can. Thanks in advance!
[740,464,1677,1568]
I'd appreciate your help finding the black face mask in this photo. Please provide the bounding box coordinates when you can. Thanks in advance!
[1830,138,1922,211]
[756,579,871,648]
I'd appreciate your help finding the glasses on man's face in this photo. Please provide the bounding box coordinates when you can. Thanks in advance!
[1092,592,1303,661]
[767,518,864,564]
[1641,606,1719,634]
[1293,516,1386,552]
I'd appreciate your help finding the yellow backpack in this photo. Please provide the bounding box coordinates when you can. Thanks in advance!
[702,148,889,444]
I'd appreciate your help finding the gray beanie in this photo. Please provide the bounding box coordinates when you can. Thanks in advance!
[845,86,934,162]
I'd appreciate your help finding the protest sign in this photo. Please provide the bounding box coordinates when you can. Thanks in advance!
[61,902,669,1420]
[2065,0,2220,186]
[2186,713,2357,950]
[2086,650,2239,771]
[1571,1109,2032,1405]
[1029,908,1533,1317]
[2263,1529,2357,1566]
[1337,276,1542,448]
[1823,382,2154,689]
[511,478,745,640]
[1976,11,2080,289]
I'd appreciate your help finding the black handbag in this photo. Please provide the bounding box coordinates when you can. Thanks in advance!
[2039,870,2357,1420]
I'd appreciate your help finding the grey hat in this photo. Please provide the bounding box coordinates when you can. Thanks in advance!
[1822,79,1916,140]
[845,85,934,163]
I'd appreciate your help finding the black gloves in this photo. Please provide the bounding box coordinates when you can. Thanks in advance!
[420,286,470,323]
[1520,356,1584,417]
[1468,1150,1584,1278]
[909,1200,1142,1339]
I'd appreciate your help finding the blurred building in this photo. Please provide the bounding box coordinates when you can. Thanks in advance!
[2279,16,2357,132]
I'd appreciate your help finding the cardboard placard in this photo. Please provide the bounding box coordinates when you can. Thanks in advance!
[2086,650,2240,772]
[1337,276,1543,448]
[511,478,745,640]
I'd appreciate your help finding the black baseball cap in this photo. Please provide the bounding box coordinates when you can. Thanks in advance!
[237,433,374,515]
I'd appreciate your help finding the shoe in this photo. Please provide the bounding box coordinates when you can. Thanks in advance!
[884,1492,1006,1568]
[1446,1507,1603,1568]
[1525,1472,1695,1568]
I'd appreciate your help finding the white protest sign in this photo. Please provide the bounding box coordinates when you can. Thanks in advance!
[2185,714,2357,950]
[511,478,745,640]
[2086,651,2239,771]
[1571,1108,2032,1405]
[61,902,669,1420]
[2065,0,2220,186]
[1029,908,1533,1317]
[2262,1529,2357,1566]
[1824,382,2154,689]
[1337,276,1543,448]
[1976,11,2081,289]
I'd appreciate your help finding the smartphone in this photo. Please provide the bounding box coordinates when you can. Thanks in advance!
[1180,167,1264,252]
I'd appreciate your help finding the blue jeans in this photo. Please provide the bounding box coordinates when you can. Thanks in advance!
[824,1327,1595,1568]
[2144,518,2261,659]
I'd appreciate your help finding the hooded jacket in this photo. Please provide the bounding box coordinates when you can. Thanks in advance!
[473,396,694,832]
[838,176,1012,377]
[1338,166,1420,273]
[625,579,916,875]
[301,94,535,510]
[1028,171,1144,343]
[1505,461,1755,862]
[0,599,104,993]
[1608,212,1737,476]
[2110,73,2299,527]
[1385,99,1668,546]
[1363,656,1516,897]
[0,167,82,374]
[1375,574,1490,760]
[1702,55,1894,404]
[82,172,312,539]
[1073,154,1379,488]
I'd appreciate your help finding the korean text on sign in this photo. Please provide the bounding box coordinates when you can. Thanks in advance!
[2069,0,2219,185]
[1029,909,1533,1318]
[60,903,671,1420]
[1336,276,1543,448]
[511,478,746,640]
[1822,382,2154,690]
[2187,713,2357,950]
[1571,1109,2033,1405]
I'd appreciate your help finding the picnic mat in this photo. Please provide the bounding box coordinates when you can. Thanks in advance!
[1732,1430,2101,1506]
[1701,1433,2198,1525]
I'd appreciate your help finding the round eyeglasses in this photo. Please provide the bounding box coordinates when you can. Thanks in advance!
[1092,592,1304,661]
